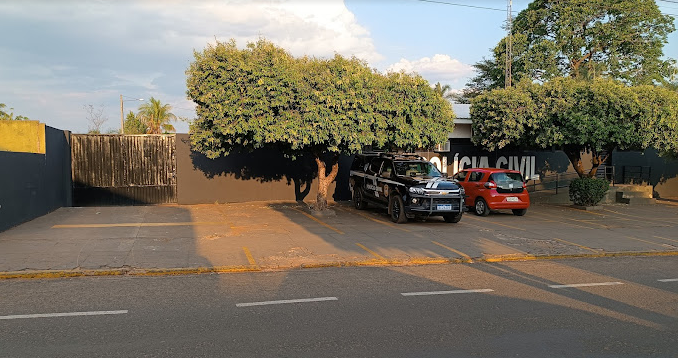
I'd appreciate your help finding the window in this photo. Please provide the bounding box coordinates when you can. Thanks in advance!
[453,171,467,181]
[369,158,382,174]
[491,172,524,183]
[469,171,484,182]
[394,161,442,178]
[380,160,393,178]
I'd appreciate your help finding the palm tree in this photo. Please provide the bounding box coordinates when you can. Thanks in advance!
[137,97,177,134]
[433,82,458,101]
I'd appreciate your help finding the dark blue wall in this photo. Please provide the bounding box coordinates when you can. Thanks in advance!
[0,127,71,232]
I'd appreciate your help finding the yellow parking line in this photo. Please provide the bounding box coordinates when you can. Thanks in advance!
[532,212,606,229]
[431,241,473,262]
[290,208,344,235]
[530,212,596,229]
[465,215,526,231]
[653,235,677,243]
[566,206,605,216]
[355,243,386,260]
[603,208,676,224]
[553,238,600,253]
[52,222,230,229]
[460,221,491,230]
[337,207,412,233]
[625,236,676,248]
[242,247,257,266]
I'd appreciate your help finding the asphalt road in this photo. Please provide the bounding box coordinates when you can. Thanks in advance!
[0,256,677,358]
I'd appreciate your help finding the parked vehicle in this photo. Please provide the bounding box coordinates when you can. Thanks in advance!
[452,168,530,216]
[349,153,466,223]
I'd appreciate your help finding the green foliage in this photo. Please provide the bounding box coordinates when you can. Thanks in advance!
[631,85,678,157]
[123,110,147,134]
[186,38,452,209]
[569,177,610,206]
[433,82,457,101]
[0,103,29,121]
[138,97,177,134]
[186,39,452,159]
[470,78,678,176]
[466,0,677,95]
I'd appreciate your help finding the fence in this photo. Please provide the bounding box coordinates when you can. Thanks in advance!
[526,165,653,195]
[71,134,177,206]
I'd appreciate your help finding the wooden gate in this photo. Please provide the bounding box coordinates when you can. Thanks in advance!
[71,134,177,205]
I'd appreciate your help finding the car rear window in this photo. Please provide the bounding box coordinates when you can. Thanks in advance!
[491,172,524,183]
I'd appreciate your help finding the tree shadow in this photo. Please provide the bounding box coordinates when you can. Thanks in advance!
[181,134,353,202]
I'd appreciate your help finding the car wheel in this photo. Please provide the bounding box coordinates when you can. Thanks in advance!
[512,208,527,216]
[353,186,367,210]
[474,198,490,217]
[443,212,462,223]
[389,194,407,223]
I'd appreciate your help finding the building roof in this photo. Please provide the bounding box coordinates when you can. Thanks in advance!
[451,103,470,119]
[451,103,471,124]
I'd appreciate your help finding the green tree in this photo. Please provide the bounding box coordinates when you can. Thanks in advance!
[123,110,147,134]
[0,103,30,121]
[186,39,452,210]
[465,0,676,96]
[432,82,457,101]
[137,97,177,134]
[470,78,677,178]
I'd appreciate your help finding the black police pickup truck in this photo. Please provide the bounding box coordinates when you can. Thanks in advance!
[349,152,465,223]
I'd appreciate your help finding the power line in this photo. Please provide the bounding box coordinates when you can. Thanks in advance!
[416,0,517,13]
[658,0,677,3]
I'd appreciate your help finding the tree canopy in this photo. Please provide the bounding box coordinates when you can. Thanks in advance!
[470,78,677,177]
[138,97,177,134]
[0,103,29,121]
[186,39,453,209]
[123,110,147,134]
[463,0,676,99]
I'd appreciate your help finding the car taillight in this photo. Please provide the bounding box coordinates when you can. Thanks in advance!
[483,181,497,189]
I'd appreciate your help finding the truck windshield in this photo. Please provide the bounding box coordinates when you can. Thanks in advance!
[394,161,442,178]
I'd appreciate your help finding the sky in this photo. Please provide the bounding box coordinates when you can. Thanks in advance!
[0,0,678,134]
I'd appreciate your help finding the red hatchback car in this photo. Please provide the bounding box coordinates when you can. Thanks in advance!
[452,168,530,216]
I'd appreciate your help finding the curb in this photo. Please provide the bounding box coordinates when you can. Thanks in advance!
[0,251,676,280]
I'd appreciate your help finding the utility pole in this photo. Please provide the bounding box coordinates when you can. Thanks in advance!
[120,95,124,134]
[505,0,512,88]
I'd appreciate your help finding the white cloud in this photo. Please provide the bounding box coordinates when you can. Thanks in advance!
[0,0,380,133]
[386,54,474,89]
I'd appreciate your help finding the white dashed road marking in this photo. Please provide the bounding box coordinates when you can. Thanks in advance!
[549,282,624,289]
[401,289,494,296]
[657,278,678,282]
[236,297,338,307]
[0,310,128,320]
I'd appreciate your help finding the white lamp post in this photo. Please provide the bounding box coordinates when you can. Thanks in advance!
[120,95,145,134]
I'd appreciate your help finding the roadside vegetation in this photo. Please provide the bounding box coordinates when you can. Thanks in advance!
[0,103,30,121]
[186,39,453,211]
[123,97,178,134]
[464,0,677,179]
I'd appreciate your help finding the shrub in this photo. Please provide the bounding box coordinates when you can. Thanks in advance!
[569,177,610,206]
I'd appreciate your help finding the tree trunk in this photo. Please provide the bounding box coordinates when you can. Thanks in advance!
[313,153,339,211]
[564,146,587,178]
[587,151,610,178]
[564,147,609,179]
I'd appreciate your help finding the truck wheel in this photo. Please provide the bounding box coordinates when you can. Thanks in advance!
[389,194,407,223]
[353,187,367,210]
[512,208,527,216]
[474,198,490,217]
[443,212,462,223]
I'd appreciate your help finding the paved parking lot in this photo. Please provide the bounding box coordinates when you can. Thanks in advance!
[0,200,677,277]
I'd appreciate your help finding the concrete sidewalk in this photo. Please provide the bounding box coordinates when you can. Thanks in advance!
[0,200,677,279]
